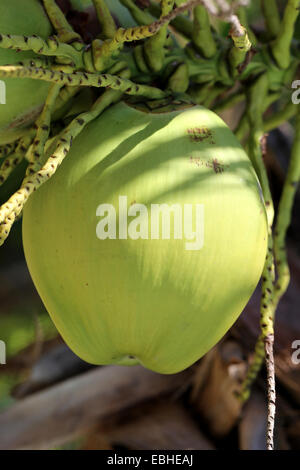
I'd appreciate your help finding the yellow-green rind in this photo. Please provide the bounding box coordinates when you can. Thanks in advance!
[23,102,268,374]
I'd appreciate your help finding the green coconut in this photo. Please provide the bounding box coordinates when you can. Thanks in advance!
[0,0,53,145]
[22,101,268,374]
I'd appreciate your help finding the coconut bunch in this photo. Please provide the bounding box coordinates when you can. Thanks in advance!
[0,0,296,243]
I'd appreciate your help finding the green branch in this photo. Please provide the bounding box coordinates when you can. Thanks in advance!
[148,0,193,38]
[0,65,167,99]
[0,142,17,160]
[229,26,252,75]
[93,0,117,39]
[273,107,300,308]
[42,0,83,46]
[235,92,281,142]
[237,6,257,46]
[261,0,280,39]
[192,5,216,59]
[264,101,297,133]
[144,0,175,72]
[0,88,123,245]
[0,133,34,186]
[26,84,62,175]
[213,90,245,113]
[239,74,275,393]
[0,34,82,67]
[120,0,155,26]
[240,74,277,450]
[271,0,300,69]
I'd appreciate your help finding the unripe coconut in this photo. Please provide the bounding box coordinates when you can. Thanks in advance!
[23,101,268,374]
[0,0,52,145]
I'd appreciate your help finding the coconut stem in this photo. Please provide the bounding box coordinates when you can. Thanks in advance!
[0,33,82,68]
[238,333,265,402]
[238,73,277,451]
[229,25,251,75]
[0,65,167,99]
[265,333,276,450]
[90,1,214,71]
[237,5,257,46]
[148,0,193,38]
[42,0,83,47]
[144,0,175,72]
[192,5,217,59]
[92,0,117,39]
[238,74,300,447]
[261,0,280,39]
[0,86,124,245]
[52,85,81,120]
[273,107,300,308]
[26,84,62,175]
[271,0,300,69]
[213,90,245,113]
[0,133,34,186]
[0,142,18,159]
[120,0,155,26]
[234,92,282,142]
[264,101,297,133]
